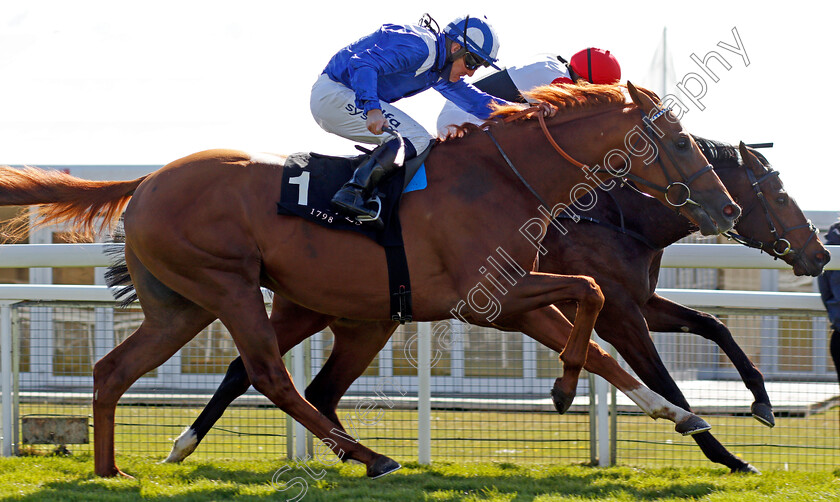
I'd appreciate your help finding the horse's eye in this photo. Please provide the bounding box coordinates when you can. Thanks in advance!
[776,192,789,205]
[676,137,689,150]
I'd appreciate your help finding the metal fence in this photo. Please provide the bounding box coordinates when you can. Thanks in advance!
[0,243,839,472]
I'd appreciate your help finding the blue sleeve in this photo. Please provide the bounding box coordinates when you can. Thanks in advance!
[819,270,840,329]
[347,34,430,113]
[434,79,513,120]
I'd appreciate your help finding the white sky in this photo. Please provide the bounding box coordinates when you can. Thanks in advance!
[2,1,838,210]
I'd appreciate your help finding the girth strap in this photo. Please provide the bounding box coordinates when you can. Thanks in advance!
[385,245,412,323]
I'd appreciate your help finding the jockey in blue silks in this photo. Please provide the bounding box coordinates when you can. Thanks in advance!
[310,14,511,221]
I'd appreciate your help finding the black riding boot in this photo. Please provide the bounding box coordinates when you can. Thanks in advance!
[331,138,402,220]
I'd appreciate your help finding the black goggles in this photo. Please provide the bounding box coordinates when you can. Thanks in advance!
[463,51,490,70]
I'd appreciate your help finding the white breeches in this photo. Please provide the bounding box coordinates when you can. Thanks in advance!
[310,73,433,154]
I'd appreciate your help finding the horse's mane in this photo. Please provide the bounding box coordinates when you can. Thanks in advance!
[441,83,632,141]
[693,136,739,168]
[499,83,629,118]
[691,136,775,175]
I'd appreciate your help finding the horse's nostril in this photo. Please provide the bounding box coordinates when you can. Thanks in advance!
[815,252,828,264]
[722,204,740,219]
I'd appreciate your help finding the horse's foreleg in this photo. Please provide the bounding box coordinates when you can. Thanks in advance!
[499,306,711,435]
[615,338,759,473]
[643,294,774,428]
[494,273,604,412]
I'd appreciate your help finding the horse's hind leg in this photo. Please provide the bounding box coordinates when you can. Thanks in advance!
[493,273,604,411]
[166,298,333,463]
[304,319,398,429]
[171,314,395,463]
[165,356,250,463]
[94,250,216,477]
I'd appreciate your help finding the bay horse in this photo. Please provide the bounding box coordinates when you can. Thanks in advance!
[164,139,829,473]
[0,83,740,478]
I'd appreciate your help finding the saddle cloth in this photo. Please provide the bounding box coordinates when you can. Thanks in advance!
[276,151,426,246]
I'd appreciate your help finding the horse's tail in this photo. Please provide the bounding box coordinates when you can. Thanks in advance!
[103,224,138,308]
[0,165,148,242]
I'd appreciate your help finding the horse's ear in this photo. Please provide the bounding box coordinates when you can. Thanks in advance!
[627,81,655,112]
[738,141,764,174]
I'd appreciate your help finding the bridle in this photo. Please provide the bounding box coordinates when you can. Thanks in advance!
[723,164,818,259]
[621,108,715,208]
[485,102,716,213]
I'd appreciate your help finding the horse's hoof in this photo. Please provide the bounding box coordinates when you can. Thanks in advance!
[731,463,761,475]
[550,387,575,415]
[96,466,135,479]
[675,415,711,436]
[751,402,775,428]
[164,428,199,463]
[367,455,401,479]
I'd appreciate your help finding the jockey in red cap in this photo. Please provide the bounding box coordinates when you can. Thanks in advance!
[565,48,622,85]
[437,48,621,136]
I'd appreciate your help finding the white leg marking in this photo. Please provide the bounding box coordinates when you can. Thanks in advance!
[164,428,199,463]
[624,386,691,423]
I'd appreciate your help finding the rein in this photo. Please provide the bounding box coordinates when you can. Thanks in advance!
[535,109,588,169]
[484,129,551,211]
[485,101,714,214]
[484,114,659,249]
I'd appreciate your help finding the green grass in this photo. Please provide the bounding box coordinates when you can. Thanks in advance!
[17,403,840,472]
[7,403,840,500]
[0,456,838,501]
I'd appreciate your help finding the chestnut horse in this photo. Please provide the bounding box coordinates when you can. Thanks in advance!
[163,139,829,473]
[0,83,739,478]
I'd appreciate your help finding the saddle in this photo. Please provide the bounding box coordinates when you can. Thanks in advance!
[277,148,428,242]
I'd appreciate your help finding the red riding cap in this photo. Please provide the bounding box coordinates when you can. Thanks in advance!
[569,48,621,84]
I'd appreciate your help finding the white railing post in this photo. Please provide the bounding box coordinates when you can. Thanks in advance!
[1,303,14,456]
[291,341,308,459]
[588,372,597,464]
[609,340,618,466]
[417,322,431,465]
[595,374,610,465]
[592,332,610,466]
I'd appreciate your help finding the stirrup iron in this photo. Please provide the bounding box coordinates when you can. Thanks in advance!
[356,194,383,223]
